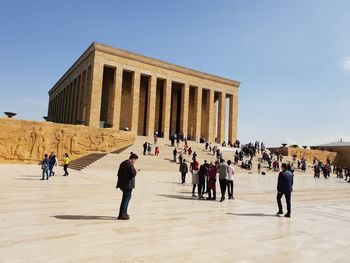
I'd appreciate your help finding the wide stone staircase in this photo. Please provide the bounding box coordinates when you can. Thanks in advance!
[83,136,280,174]
[67,153,108,171]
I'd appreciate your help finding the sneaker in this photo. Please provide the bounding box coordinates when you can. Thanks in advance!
[276,211,283,215]
[192,194,197,197]
[284,213,291,218]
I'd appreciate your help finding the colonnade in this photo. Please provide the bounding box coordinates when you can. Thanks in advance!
[48,65,238,143]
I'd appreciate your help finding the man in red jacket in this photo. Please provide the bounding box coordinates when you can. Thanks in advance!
[116,153,139,220]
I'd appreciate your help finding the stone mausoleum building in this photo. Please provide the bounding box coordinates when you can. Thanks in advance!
[48,42,240,143]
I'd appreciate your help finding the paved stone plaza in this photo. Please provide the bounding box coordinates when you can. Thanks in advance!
[1,142,350,262]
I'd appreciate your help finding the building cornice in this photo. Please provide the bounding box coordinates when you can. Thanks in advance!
[94,42,241,87]
[49,42,241,95]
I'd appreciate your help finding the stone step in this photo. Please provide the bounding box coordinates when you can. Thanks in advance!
[67,153,108,171]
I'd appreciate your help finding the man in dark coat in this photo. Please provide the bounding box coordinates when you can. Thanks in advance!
[179,159,188,184]
[276,163,294,218]
[116,153,139,220]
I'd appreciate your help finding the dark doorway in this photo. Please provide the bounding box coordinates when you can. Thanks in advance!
[100,66,115,128]
[170,82,183,135]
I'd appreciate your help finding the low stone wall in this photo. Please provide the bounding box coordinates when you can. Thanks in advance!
[268,147,337,164]
[0,118,135,164]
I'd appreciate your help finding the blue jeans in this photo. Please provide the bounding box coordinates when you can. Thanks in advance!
[119,188,132,216]
[49,165,55,176]
[42,167,49,180]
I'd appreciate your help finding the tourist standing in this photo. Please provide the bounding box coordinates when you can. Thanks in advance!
[40,154,50,180]
[218,159,228,202]
[192,151,197,161]
[179,159,188,184]
[147,143,152,156]
[198,161,207,199]
[154,134,158,145]
[155,146,159,156]
[178,151,183,164]
[173,148,177,162]
[301,161,306,173]
[190,158,199,197]
[143,142,147,155]
[258,162,262,175]
[276,163,294,218]
[63,153,70,176]
[188,147,192,156]
[227,160,235,199]
[48,152,57,177]
[116,153,139,220]
[207,161,217,200]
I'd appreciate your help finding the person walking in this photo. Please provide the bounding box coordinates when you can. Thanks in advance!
[218,158,228,202]
[276,163,294,218]
[116,153,139,220]
[179,159,188,184]
[63,153,70,176]
[48,152,57,177]
[40,154,50,180]
[227,160,235,199]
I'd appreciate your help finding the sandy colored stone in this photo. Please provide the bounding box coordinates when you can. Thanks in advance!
[0,136,349,262]
[0,118,134,164]
[48,42,240,143]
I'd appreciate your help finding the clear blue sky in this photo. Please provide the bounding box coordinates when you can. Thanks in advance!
[1,0,349,146]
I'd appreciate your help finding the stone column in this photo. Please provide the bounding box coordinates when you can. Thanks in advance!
[110,67,123,129]
[67,83,73,124]
[228,94,238,143]
[162,79,171,138]
[180,83,189,137]
[130,71,140,133]
[218,91,226,143]
[207,88,215,143]
[71,79,77,124]
[146,75,157,136]
[194,87,202,141]
[58,92,62,123]
[63,85,69,124]
[87,60,104,127]
[75,75,82,124]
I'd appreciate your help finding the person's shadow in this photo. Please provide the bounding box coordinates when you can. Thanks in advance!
[52,215,117,220]
[227,213,278,217]
[157,194,197,201]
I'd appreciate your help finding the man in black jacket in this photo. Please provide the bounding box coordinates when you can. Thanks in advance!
[116,153,139,220]
[276,163,294,218]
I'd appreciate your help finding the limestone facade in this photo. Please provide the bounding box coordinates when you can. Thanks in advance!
[0,118,134,164]
[48,42,240,143]
[269,147,337,165]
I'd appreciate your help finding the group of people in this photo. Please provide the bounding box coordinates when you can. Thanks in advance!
[114,137,297,221]
[40,152,69,180]
[142,141,159,156]
[179,158,235,202]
